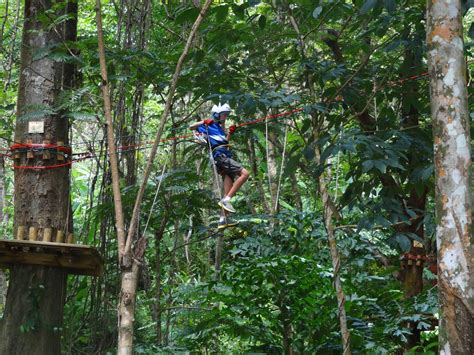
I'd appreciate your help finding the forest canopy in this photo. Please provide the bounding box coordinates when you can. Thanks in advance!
[0,0,472,354]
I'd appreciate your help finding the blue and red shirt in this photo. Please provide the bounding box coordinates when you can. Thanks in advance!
[197,121,231,158]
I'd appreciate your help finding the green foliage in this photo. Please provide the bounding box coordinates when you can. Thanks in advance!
[4,0,469,353]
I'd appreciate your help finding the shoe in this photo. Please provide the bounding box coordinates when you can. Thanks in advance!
[218,199,236,213]
[217,218,239,230]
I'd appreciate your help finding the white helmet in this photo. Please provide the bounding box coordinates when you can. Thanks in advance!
[211,104,220,114]
[211,103,232,115]
[219,103,231,114]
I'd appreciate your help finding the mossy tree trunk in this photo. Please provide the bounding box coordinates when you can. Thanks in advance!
[0,0,76,354]
[427,1,474,353]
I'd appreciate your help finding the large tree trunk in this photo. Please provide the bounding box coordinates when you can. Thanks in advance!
[427,1,474,353]
[0,0,76,354]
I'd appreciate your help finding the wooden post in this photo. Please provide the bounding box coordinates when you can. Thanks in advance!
[42,140,51,160]
[27,139,34,159]
[56,230,64,243]
[16,226,25,240]
[29,226,38,241]
[66,233,74,244]
[43,227,52,242]
[57,141,64,161]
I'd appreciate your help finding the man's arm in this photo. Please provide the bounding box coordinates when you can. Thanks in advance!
[189,120,205,130]
[189,119,213,130]
[226,124,236,141]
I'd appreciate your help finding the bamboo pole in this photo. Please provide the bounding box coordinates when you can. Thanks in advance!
[95,0,127,261]
[123,0,214,263]
[95,0,213,353]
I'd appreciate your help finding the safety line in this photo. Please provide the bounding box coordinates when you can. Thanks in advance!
[3,57,472,170]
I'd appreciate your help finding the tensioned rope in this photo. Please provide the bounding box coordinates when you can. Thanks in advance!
[2,108,304,170]
[2,57,472,170]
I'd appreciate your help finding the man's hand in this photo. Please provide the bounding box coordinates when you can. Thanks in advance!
[229,124,237,134]
[203,119,214,125]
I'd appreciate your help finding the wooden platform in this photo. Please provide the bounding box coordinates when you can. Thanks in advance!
[0,239,103,276]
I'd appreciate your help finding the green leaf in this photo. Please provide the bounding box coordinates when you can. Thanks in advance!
[395,233,411,252]
[360,0,378,14]
[362,160,374,172]
[248,0,261,6]
[214,5,229,22]
[175,7,200,25]
[374,160,386,173]
[258,14,266,29]
[312,6,323,19]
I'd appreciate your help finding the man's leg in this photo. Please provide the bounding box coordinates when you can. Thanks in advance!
[218,174,239,229]
[220,175,233,217]
[223,175,233,197]
[224,168,249,198]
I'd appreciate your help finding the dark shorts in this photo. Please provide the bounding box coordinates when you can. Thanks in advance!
[214,154,243,181]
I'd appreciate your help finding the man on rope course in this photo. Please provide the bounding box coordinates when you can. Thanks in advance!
[189,103,249,230]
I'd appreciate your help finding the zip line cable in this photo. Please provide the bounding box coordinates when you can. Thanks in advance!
[142,162,168,238]
[274,124,289,212]
[2,57,472,170]
[205,126,225,213]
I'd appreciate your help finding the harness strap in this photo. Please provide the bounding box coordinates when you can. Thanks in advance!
[212,144,231,153]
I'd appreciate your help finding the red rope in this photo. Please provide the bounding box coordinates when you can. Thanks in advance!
[9,143,72,154]
[4,58,473,169]
[390,58,473,86]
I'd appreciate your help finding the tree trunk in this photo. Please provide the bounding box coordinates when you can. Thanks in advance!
[0,0,76,353]
[153,210,168,346]
[266,123,279,214]
[247,138,269,213]
[427,1,474,353]
[314,135,351,355]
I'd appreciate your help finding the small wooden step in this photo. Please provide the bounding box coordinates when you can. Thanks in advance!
[0,239,103,276]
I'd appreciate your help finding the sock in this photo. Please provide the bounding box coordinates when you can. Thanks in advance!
[223,196,231,202]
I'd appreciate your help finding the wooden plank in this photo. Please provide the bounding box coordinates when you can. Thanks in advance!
[56,230,64,243]
[16,226,25,240]
[29,227,37,241]
[0,239,93,250]
[0,239,103,276]
[43,228,52,242]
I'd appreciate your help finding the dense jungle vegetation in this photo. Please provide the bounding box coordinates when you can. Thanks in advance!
[0,0,472,354]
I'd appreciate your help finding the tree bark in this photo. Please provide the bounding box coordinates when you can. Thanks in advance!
[0,0,76,354]
[314,133,351,355]
[95,0,214,351]
[286,8,351,353]
[427,1,474,354]
[266,123,279,215]
[247,138,269,213]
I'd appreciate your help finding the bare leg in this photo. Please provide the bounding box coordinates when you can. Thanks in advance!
[225,168,249,198]
[221,175,234,218]
[223,175,233,196]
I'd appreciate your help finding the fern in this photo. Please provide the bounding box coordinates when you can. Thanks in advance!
[17,104,56,121]
[66,112,97,122]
